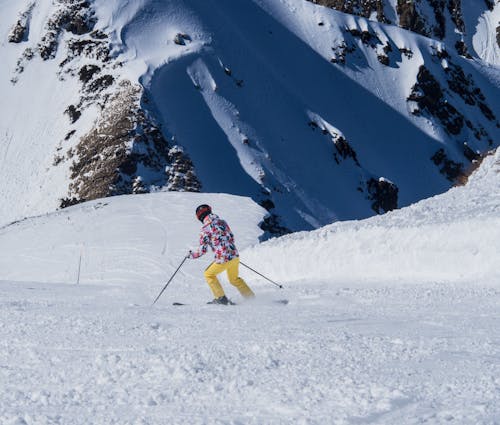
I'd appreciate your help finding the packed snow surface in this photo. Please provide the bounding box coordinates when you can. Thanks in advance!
[1,151,499,423]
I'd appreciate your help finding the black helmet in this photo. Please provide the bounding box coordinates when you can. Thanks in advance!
[195,204,212,222]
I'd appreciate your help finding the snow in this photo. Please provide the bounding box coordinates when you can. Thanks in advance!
[0,150,499,424]
[244,149,500,286]
[462,0,500,65]
[0,2,499,421]
[1,0,499,231]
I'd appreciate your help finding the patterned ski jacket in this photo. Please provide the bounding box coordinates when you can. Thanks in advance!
[189,214,239,264]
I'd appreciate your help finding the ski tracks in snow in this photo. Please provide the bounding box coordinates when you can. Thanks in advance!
[0,280,499,424]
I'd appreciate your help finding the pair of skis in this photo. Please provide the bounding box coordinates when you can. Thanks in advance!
[152,257,285,307]
[172,299,289,306]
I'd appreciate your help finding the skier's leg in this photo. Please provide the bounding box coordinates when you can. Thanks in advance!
[204,262,226,298]
[226,258,254,298]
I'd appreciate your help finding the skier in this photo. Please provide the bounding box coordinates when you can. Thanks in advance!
[187,204,255,305]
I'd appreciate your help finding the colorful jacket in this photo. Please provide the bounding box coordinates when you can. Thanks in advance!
[189,213,239,264]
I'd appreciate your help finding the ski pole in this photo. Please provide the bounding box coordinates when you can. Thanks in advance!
[240,261,283,289]
[152,256,188,305]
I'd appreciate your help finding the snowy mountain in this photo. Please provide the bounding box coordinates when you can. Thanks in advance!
[310,0,500,65]
[0,129,498,424]
[1,0,499,231]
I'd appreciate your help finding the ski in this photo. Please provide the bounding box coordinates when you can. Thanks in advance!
[172,301,237,306]
[172,299,288,306]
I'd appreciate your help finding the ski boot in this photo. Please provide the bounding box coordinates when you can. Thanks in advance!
[207,295,235,305]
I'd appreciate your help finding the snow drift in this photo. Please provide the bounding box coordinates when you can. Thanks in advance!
[243,147,500,286]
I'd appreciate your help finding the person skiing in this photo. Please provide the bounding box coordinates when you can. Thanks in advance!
[187,204,255,305]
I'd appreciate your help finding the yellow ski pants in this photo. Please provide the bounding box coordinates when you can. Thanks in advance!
[204,257,254,299]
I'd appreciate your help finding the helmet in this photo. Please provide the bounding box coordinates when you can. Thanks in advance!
[195,204,212,222]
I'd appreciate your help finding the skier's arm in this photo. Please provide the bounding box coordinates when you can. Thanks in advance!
[189,230,210,259]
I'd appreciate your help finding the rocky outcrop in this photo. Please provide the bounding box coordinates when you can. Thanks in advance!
[64,81,200,205]
[366,177,399,214]
[310,0,387,22]
[310,0,474,56]
[38,0,96,60]
[407,51,498,144]
[431,148,464,182]
[8,3,35,43]
[397,0,427,36]
[8,0,201,208]
[408,65,465,136]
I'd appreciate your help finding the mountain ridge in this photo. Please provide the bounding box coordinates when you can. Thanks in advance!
[1,0,499,231]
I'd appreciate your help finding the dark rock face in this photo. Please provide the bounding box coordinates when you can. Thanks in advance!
[408,66,465,135]
[397,0,427,36]
[259,214,292,238]
[79,64,101,83]
[309,0,474,56]
[308,119,360,166]
[38,0,96,60]
[407,57,498,149]
[64,81,201,206]
[366,178,399,214]
[431,148,464,182]
[65,105,81,123]
[8,3,35,43]
[310,0,388,23]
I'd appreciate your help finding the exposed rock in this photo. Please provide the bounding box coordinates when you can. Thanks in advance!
[38,0,96,60]
[366,177,398,214]
[377,54,390,65]
[484,0,495,11]
[397,0,427,36]
[445,62,495,123]
[66,38,110,62]
[259,214,291,238]
[408,65,464,135]
[431,148,464,182]
[309,0,471,48]
[447,0,465,33]
[259,199,275,211]
[174,33,191,46]
[165,146,202,192]
[8,3,35,43]
[64,130,76,141]
[86,74,114,93]
[65,105,81,123]
[455,149,495,186]
[310,1,388,23]
[333,135,360,165]
[330,41,356,64]
[59,197,81,208]
[398,47,414,59]
[347,28,381,47]
[79,64,101,83]
[462,143,480,162]
[454,40,471,58]
[65,80,200,205]
[309,118,360,165]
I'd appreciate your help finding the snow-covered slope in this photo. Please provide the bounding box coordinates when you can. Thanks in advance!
[1,147,498,290]
[0,192,266,285]
[1,0,499,231]
[244,147,500,285]
[0,152,498,424]
[311,0,500,65]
